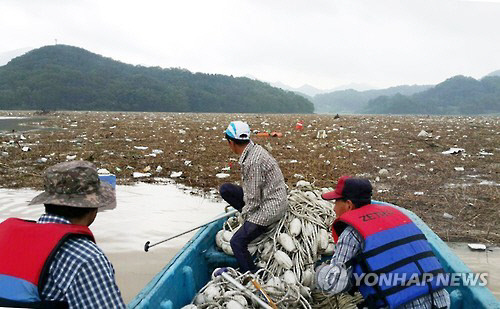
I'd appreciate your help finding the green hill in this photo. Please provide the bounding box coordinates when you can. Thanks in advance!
[362,75,500,115]
[312,84,432,114]
[0,45,314,113]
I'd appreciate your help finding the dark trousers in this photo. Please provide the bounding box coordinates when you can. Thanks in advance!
[220,183,267,273]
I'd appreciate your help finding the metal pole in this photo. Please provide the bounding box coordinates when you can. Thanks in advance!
[144,208,238,252]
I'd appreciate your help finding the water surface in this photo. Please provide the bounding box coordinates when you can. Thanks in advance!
[0,116,48,133]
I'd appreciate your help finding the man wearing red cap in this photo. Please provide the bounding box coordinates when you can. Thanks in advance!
[315,176,450,309]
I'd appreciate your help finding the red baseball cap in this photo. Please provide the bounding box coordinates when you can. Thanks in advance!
[321,176,372,201]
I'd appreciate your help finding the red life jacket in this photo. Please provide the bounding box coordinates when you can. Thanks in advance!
[0,218,95,308]
[333,204,446,309]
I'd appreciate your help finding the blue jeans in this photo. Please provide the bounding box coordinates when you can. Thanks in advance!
[220,183,267,272]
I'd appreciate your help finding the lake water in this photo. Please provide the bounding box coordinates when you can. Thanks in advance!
[0,182,226,303]
[0,116,48,133]
[0,183,498,303]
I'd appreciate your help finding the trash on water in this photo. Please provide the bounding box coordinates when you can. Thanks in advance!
[184,160,192,166]
[454,167,465,171]
[97,168,111,174]
[152,149,163,155]
[156,166,163,173]
[143,166,151,172]
[414,192,424,196]
[216,173,230,179]
[468,243,486,251]
[1,152,9,157]
[316,130,327,139]
[66,155,76,160]
[442,148,465,155]
[479,150,493,156]
[296,180,311,188]
[36,158,48,163]
[134,146,148,150]
[417,130,432,138]
[21,146,31,152]
[264,142,272,152]
[443,212,454,219]
[170,171,183,178]
[133,172,151,178]
[379,169,389,176]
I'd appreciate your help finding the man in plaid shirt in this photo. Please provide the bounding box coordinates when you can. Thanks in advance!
[315,176,450,309]
[220,121,288,273]
[0,161,125,308]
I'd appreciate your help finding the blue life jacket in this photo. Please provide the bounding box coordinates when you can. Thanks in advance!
[0,218,94,308]
[333,204,446,309]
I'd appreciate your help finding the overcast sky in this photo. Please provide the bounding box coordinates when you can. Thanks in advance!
[1,0,500,90]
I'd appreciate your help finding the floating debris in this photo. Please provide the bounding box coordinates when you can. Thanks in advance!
[443,212,454,219]
[133,172,151,178]
[479,150,493,156]
[442,148,465,155]
[215,173,230,179]
[170,171,183,178]
[378,168,389,176]
[468,243,486,251]
[316,130,327,139]
[417,130,432,138]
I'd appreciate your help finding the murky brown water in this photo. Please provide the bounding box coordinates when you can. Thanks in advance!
[0,183,225,303]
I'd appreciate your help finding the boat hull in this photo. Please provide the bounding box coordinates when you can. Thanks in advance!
[129,201,499,308]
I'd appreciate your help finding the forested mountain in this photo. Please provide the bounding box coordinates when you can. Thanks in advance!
[362,75,500,115]
[0,45,314,113]
[487,70,500,77]
[312,84,432,114]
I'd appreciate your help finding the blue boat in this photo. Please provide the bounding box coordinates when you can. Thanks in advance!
[129,201,500,309]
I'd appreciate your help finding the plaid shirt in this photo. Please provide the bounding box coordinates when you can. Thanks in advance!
[316,226,450,309]
[239,141,288,226]
[38,214,125,308]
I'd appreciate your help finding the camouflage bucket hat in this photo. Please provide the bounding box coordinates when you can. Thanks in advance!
[29,160,116,209]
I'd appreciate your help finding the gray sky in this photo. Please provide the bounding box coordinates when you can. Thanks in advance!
[1,0,500,90]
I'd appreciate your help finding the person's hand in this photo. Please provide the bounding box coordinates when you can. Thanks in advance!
[241,207,248,221]
[314,262,330,287]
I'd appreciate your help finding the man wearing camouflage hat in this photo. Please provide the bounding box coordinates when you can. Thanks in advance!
[0,161,125,308]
